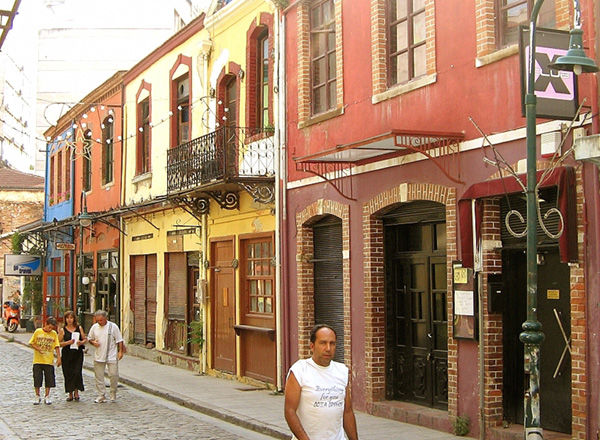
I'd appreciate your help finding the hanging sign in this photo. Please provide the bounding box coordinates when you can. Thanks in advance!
[56,242,75,250]
[520,26,577,120]
[4,254,42,276]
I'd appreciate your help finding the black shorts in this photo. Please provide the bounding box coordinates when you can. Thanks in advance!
[33,364,56,388]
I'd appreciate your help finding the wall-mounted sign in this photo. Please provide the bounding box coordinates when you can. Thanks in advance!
[4,254,42,276]
[56,242,75,250]
[453,261,478,340]
[520,26,577,120]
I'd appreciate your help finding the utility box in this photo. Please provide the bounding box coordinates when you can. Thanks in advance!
[487,273,503,314]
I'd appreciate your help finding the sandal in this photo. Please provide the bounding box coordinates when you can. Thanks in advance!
[74,396,80,401]
[66,396,73,402]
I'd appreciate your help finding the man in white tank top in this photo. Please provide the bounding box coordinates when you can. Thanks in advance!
[284,324,359,440]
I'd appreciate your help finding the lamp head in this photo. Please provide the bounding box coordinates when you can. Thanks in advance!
[548,28,599,75]
[79,210,92,227]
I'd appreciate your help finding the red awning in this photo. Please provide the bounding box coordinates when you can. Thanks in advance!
[458,166,577,268]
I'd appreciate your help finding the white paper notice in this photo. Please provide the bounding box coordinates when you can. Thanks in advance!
[70,332,80,349]
[454,290,474,316]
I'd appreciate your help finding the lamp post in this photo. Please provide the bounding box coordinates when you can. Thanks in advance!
[78,194,92,326]
[521,1,597,438]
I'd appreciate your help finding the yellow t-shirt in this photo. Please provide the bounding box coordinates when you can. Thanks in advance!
[29,328,59,365]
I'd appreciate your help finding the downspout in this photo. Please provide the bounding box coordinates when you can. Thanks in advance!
[202,212,208,375]
[274,6,284,391]
[119,87,127,335]
[199,44,211,376]
[279,10,290,388]
[473,199,485,440]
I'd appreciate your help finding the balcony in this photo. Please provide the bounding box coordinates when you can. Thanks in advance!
[167,126,275,212]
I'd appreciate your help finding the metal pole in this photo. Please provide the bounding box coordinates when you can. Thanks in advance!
[77,222,84,326]
[521,1,546,438]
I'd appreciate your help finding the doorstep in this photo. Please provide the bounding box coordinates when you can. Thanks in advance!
[489,424,571,440]
[370,400,452,434]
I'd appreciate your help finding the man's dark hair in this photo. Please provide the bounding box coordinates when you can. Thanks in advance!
[46,317,57,327]
[310,324,337,343]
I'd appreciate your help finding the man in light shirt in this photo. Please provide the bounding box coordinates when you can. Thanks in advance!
[87,310,125,403]
[284,324,359,440]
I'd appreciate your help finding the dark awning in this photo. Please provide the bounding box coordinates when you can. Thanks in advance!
[458,166,577,268]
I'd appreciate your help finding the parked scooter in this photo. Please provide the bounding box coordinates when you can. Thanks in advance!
[2,301,20,333]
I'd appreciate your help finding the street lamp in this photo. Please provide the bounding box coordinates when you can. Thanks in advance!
[77,194,92,326]
[521,1,597,438]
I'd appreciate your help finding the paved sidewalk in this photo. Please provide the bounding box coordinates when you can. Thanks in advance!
[1,329,464,440]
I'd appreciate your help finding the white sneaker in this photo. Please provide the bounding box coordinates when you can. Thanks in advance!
[94,396,106,404]
[44,397,52,405]
[33,397,41,405]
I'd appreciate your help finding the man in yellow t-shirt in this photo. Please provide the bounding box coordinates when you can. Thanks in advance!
[28,317,61,405]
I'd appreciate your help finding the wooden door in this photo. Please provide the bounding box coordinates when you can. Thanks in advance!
[211,239,235,373]
[385,221,448,409]
[503,249,571,433]
[240,235,276,383]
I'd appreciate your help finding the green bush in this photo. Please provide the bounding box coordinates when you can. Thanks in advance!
[187,319,204,350]
[453,415,470,436]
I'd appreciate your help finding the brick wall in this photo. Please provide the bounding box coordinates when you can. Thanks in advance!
[571,167,586,440]
[295,199,351,367]
[481,199,504,429]
[296,0,344,123]
[362,182,458,416]
[0,192,44,301]
[475,0,571,57]
[370,0,436,96]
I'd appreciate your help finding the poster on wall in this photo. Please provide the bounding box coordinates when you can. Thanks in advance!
[4,254,42,276]
[453,261,478,340]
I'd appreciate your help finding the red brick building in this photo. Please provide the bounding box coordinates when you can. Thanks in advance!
[0,167,44,302]
[282,1,598,439]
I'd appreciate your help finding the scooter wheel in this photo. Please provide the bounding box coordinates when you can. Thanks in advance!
[8,321,17,332]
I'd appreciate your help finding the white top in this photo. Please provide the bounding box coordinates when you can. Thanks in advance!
[288,358,348,440]
[88,321,123,363]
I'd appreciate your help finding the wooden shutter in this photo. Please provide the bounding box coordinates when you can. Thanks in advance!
[167,252,187,320]
[312,216,344,363]
[132,255,146,344]
[146,254,157,343]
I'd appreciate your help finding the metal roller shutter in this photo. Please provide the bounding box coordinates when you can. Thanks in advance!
[312,215,344,363]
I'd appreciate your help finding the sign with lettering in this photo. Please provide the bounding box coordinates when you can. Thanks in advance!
[56,242,75,250]
[4,254,42,276]
[520,26,577,120]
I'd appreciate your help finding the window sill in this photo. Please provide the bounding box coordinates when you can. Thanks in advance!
[132,172,152,184]
[101,181,114,191]
[475,44,519,68]
[298,106,344,129]
[372,73,437,104]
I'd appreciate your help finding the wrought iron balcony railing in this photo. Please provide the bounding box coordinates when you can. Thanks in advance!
[167,126,275,194]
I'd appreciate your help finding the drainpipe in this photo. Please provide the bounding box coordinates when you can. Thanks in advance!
[279,10,291,389]
[473,199,485,440]
[119,89,128,337]
[202,212,208,375]
[274,6,284,392]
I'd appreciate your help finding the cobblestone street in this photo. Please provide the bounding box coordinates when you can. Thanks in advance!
[0,339,274,440]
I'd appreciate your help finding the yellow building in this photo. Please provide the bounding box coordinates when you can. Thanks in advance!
[120,1,282,387]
